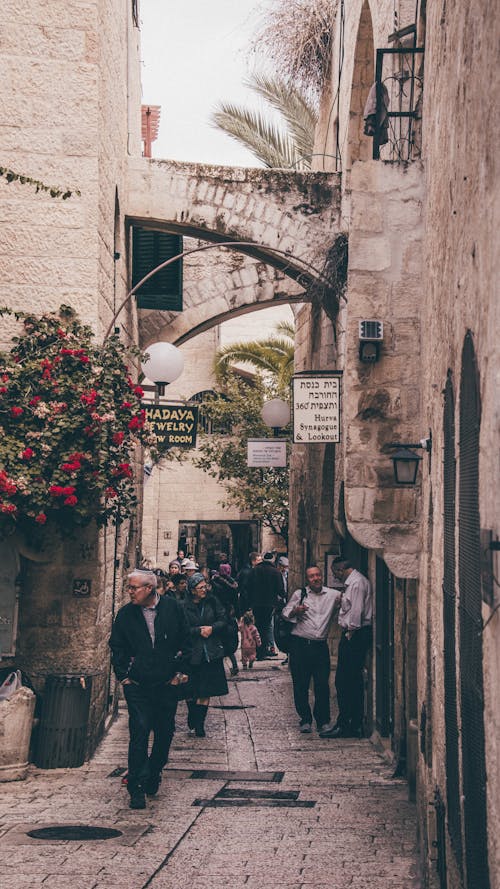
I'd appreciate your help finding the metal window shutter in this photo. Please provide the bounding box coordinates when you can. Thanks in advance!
[132,228,183,311]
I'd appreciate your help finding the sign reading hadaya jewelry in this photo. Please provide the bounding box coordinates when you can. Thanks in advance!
[292,372,342,443]
[142,404,198,449]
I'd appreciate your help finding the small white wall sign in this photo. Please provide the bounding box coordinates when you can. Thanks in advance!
[247,439,287,468]
[292,372,342,443]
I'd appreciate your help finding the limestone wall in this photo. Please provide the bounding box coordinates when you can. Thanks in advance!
[0,0,143,755]
[417,1,500,885]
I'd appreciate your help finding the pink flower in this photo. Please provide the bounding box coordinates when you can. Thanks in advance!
[29,396,41,406]
[35,513,47,524]
[105,487,118,499]
[64,495,78,506]
[21,448,34,460]
[0,503,17,514]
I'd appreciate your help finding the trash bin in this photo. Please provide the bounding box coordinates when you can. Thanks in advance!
[0,685,36,781]
[35,674,92,769]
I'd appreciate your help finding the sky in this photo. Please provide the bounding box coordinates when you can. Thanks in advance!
[140,0,265,167]
[139,1,295,347]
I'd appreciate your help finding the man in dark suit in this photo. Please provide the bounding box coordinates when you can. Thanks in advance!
[109,569,192,809]
[247,552,283,658]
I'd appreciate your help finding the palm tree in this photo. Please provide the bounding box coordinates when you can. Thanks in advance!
[214,321,295,395]
[211,73,318,169]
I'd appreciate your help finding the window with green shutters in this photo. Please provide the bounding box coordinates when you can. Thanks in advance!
[132,227,183,311]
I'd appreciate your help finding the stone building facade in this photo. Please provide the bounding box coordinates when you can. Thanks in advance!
[0,0,143,754]
[289,2,499,889]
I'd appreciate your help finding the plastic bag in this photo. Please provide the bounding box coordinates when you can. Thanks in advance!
[0,670,22,701]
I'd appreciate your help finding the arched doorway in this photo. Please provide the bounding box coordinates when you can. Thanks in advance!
[347,0,375,169]
[458,332,489,889]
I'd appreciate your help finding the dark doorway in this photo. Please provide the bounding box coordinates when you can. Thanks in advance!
[375,556,394,737]
[179,520,259,574]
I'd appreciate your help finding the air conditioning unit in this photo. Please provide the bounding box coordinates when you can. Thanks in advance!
[359,320,384,341]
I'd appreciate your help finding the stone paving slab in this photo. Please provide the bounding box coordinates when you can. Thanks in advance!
[0,661,421,888]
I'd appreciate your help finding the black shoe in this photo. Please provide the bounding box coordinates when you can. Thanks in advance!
[349,727,363,739]
[129,790,146,809]
[195,725,206,738]
[143,773,162,796]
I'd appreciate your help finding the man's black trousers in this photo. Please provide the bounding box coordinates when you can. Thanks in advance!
[335,626,372,732]
[289,636,331,727]
[123,682,178,793]
[253,605,274,656]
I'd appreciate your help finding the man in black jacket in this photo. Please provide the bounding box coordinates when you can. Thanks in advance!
[247,552,283,658]
[109,569,192,809]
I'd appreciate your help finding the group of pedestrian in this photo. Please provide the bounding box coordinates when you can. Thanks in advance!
[109,549,372,812]
[283,558,373,740]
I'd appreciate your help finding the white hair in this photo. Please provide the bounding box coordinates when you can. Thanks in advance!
[127,569,157,589]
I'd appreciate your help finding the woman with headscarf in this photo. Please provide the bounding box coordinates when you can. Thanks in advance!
[183,572,229,737]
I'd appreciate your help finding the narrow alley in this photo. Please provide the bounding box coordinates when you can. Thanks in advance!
[0,663,420,889]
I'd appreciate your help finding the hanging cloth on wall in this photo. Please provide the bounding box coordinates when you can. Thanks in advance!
[363,82,390,145]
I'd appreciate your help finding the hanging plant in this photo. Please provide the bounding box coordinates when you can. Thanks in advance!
[0,305,158,538]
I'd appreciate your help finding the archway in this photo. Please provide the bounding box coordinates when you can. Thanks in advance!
[347,0,375,169]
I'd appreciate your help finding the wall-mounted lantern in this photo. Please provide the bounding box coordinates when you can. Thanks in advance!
[140,342,184,398]
[261,398,291,437]
[387,434,432,485]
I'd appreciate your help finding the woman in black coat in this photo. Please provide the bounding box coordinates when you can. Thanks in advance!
[183,572,229,736]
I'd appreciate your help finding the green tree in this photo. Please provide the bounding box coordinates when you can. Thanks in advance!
[194,375,290,544]
[214,320,295,396]
[211,73,317,169]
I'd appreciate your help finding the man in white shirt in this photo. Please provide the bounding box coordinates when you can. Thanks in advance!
[320,559,373,739]
[282,565,341,734]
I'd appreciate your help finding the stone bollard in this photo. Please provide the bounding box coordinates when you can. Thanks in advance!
[0,686,36,781]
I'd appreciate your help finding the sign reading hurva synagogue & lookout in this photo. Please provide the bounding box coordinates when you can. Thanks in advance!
[292,372,342,444]
[143,404,198,449]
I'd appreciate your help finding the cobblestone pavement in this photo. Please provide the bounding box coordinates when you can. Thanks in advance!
[0,662,421,888]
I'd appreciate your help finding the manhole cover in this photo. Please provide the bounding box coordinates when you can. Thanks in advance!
[193,798,315,808]
[189,769,284,782]
[217,788,299,800]
[27,825,123,841]
[211,705,255,710]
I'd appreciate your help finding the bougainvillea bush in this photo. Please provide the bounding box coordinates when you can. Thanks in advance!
[0,305,158,538]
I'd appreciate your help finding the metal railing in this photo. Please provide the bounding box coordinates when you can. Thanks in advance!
[373,47,424,162]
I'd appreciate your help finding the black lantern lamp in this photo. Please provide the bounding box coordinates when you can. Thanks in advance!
[388,434,432,485]
[391,447,422,484]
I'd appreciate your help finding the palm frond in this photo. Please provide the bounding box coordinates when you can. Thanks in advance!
[210,104,299,168]
[274,320,295,340]
[245,73,317,165]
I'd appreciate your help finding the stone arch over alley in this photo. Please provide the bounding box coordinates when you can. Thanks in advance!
[126,157,342,345]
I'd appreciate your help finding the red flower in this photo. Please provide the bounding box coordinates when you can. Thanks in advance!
[64,495,78,506]
[0,471,17,496]
[83,425,96,436]
[112,432,125,445]
[35,513,47,524]
[81,390,98,406]
[29,396,41,406]
[56,328,67,338]
[79,355,90,364]
[49,485,64,496]
[0,503,17,514]
[62,486,76,496]
[134,386,144,399]
[121,401,132,410]
[117,462,133,478]
[22,448,34,460]
[104,487,118,499]
[10,406,23,417]
[1,374,9,383]
[127,416,142,431]
[61,461,81,472]
[0,387,7,395]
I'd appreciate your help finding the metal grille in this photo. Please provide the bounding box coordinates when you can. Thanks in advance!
[373,47,424,162]
[375,557,394,737]
[442,372,462,873]
[458,332,490,889]
[433,788,448,889]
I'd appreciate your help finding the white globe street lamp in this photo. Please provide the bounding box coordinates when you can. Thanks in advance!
[261,398,291,436]
[140,342,184,398]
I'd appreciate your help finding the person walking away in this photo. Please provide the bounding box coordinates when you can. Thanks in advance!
[247,552,283,659]
[237,552,261,615]
[211,563,239,675]
[183,572,229,737]
[275,555,290,663]
[238,610,261,669]
[282,566,341,734]
[109,569,192,809]
[319,559,373,739]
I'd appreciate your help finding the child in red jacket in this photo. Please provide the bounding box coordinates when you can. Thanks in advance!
[238,610,261,669]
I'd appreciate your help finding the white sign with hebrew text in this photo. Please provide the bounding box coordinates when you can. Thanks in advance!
[292,373,341,443]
